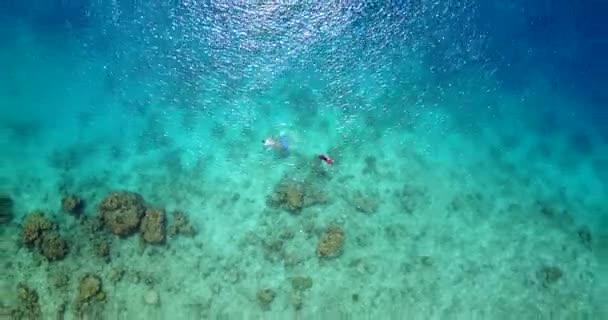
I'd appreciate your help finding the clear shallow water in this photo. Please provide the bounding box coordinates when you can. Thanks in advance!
[1,1,606,319]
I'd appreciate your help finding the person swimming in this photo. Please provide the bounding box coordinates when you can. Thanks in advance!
[263,132,290,156]
[318,154,334,165]
[263,132,334,165]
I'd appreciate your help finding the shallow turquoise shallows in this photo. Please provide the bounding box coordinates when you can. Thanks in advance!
[1,1,606,319]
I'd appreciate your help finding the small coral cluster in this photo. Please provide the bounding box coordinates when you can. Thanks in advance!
[21,211,69,261]
[78,274,105,303]
[98,191,196,244]
[317,225,345,258]
[76,274,106,315]
[98,191,146,237]
[289,275,313,310]
[266,176,327,214]
[9,283,42,319]
[7,190,198,318]
[167,210,197,238]
[140,208,166,244]
[267,178,305,213]
[256,288,276,310]
[256,276,314,312]
[61,194,84,215]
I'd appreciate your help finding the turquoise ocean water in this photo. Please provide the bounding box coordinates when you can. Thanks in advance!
[1,1,606,319]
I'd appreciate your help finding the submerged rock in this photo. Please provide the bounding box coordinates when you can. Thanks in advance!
[99,191,145,236]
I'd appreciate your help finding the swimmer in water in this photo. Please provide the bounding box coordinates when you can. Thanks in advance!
[263,132,290,156]
[318,154,334,165]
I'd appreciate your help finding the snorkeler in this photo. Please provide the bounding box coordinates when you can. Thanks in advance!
[318,154,334,165]
[263,131,334,165]
[263,132,290,155]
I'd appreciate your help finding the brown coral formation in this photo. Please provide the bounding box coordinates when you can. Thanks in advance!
[317,225,345,258]
[94,240,111,261]
[40,231,68,261]
[267,176,327,214]
[22,211,52,247]
[0,194,14,224]
[285,185,304,212]
[290,276,313,291]
[76,274,107,318]
[256,288,276,310]
[267,178,305,213]
[21,211,70,261]
[98,191,145,236]
[62,194,84,215]
[10,283,42,320]
[167,211,197,238]
[78,274,105,304]
[140,208,166,244]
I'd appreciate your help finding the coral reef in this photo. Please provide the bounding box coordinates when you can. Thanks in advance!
[94,239,111,261]
[109,268,125,284]
[140,208,166,244]
[76,274,106,318]
[288,276,313,311]
[0,194,14,224]
[80,215,104,236]
[268,178,305,213]
[290,276,313,291]
[78,274,105,304]
[21,211,69,261]
[10,283,42,320]
[98,191,145,236]
[49,268,70,289]
[317,225,345,258]
[61,194,84,215]
[256,288,275,310]
[267,176,327,214]
[21,211,52,247]
[167,211,197,238]
[39,231,68,261]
